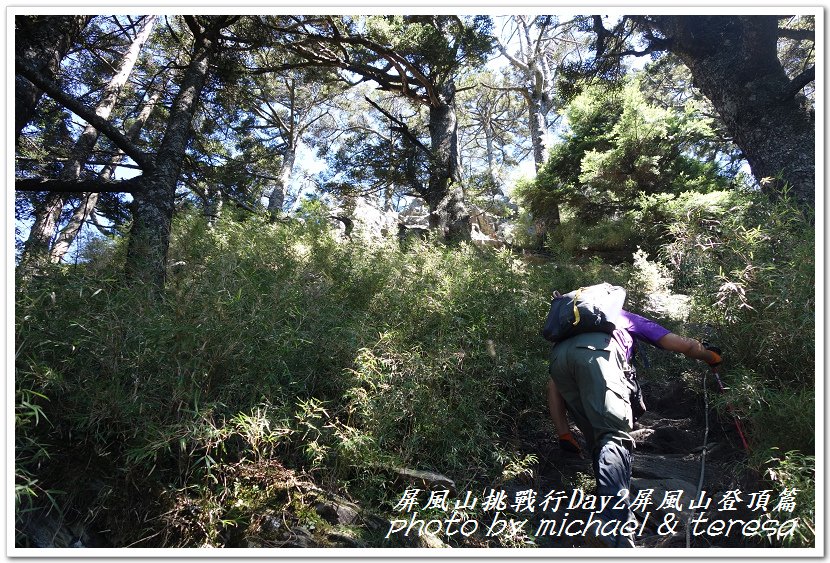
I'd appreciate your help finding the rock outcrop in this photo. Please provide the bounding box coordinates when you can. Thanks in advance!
[330,194,527,249]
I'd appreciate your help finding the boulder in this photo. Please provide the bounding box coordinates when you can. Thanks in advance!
[400,199,430,220]
[632,453,708,484]
[315,500,360,526]
[391,467,457,494]
[469,204,499,237]
[340,196,400,237]
[471,224,504,249]
[630,476,700,522]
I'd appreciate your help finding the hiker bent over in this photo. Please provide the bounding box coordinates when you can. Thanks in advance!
[546,309,721,548]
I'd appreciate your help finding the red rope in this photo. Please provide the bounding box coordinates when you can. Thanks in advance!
[711,365,751,455]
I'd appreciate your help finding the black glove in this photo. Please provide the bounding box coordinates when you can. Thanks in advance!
[558,433,583,457]
[702,341,722,366]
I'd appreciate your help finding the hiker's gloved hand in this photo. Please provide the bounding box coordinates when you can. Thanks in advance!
[702,342,722,366]
[558,433,583,458]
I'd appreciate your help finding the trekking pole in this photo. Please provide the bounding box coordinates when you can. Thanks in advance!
[710,365,751,456]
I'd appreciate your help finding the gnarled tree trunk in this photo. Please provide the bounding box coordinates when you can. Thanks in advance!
[126,16,230,288]
[267,145,296,215]
[527,93,560,243]
[425,83,471,241]
[649,15,815,213]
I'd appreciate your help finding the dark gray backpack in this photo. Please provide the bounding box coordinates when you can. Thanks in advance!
[542,283,626,343]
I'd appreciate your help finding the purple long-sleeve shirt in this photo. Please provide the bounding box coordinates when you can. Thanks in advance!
[612,310,672,362]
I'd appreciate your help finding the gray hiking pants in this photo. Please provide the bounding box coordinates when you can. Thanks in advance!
[549,332,637,547]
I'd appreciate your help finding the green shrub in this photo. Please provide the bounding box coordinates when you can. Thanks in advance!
[763,449,815,548]
[545,208,640,256]
[655,186,815,546]
[15,184,814,547]
[625,247,675,312]
[16,211,636,545]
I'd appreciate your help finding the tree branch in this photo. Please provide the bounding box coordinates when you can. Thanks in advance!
[363,96,432,158]
[781,65,816,99]
[15,55,154,171]
[16,156,144,170]
[495,35,529,72]
[777,27,815,41]
[592,15,671,61]
[90,209,118,235]
[219,187,261,214]
[592,15,610,58]
[481,81,525,94]
[273,21,436,107]
[16,176,144,194]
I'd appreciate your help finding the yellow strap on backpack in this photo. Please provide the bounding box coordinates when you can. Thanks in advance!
[572,287,583,326]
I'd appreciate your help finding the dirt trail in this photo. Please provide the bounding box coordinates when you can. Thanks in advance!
[515,375,765,549]
[237,374,768,550]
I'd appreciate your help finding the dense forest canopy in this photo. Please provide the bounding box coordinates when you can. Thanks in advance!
[15,13,816,274]
[14,11,817,551]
